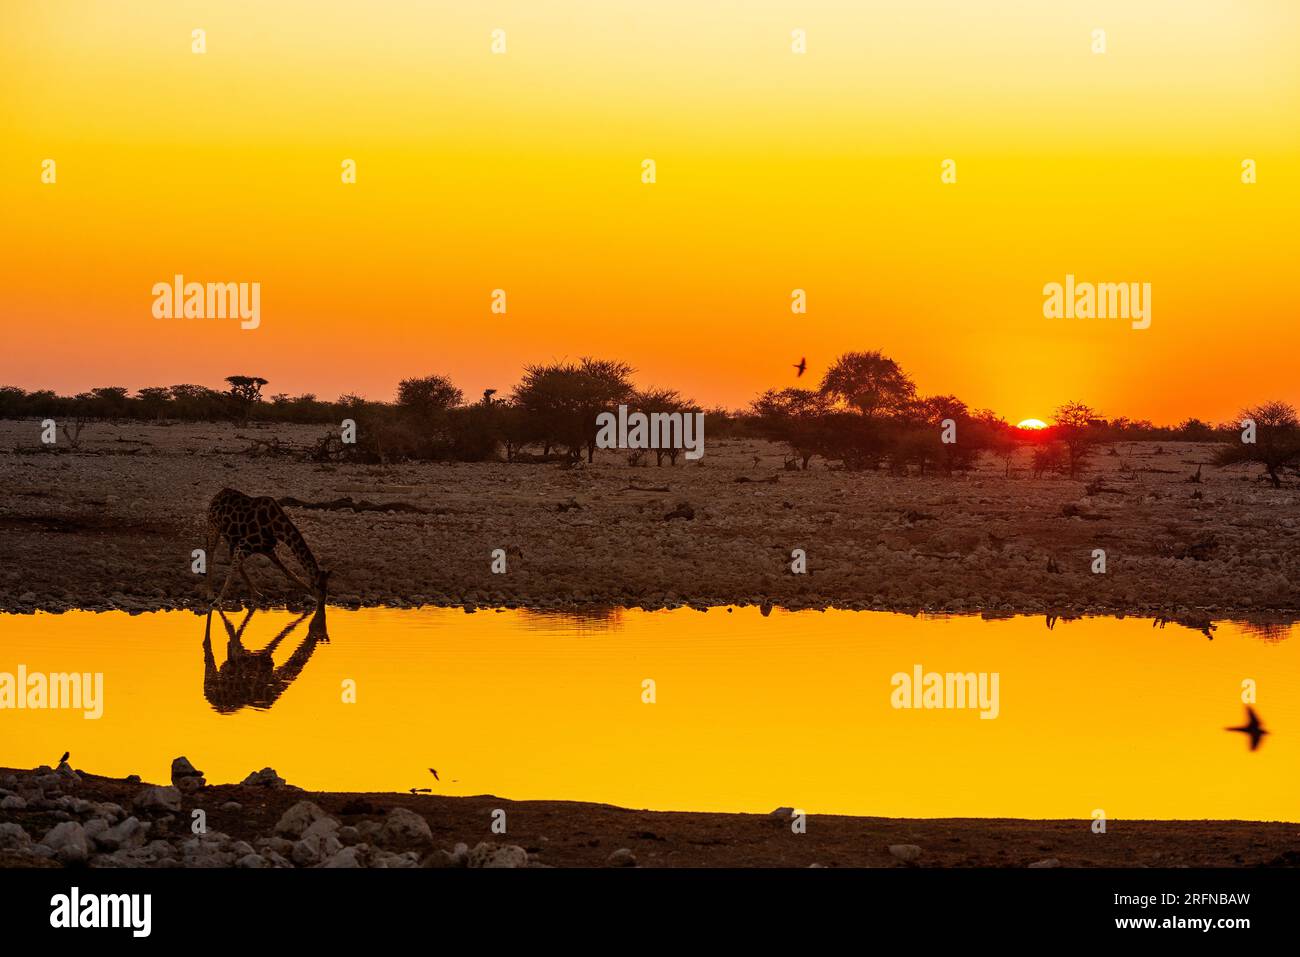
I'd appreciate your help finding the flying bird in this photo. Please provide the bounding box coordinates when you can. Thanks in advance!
[793,358,807,377]
[1225,706,1269,751]
[429,768,439,781]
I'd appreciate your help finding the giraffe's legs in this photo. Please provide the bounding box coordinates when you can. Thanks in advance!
[265,550,313,594]
[211,548,246,611]
[239,561,263,598]
[203,521,220,599]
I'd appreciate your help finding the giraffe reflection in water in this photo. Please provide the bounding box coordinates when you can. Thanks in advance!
[202,604,329,713]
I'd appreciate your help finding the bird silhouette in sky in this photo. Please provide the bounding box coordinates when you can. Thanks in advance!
[429,768,439,781]
[793,358,807,378]
[59,751,69,765]
[1225,706,1269,751]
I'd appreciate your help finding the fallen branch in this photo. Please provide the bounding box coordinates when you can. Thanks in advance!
[278,495,434,514]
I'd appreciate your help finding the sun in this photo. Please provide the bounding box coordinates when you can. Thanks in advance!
[1016,418,1048,430]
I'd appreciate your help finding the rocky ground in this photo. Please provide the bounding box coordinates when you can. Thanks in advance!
[3,760,1297,869]
[1,419,1297,619]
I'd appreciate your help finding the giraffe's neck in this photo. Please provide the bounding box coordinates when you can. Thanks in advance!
[275,514,319,579]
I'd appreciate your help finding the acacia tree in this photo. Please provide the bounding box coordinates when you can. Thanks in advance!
[89,387,130,419]
[1053,400,1100,478]
[1177,417,1216,441]
[396,374,462,421]
[64,392,95,448]
[750,387,830,469]
[819,350,916,418]
[975,410,1020,477]
[1215,400,1300,488]
[905,394,980,474]
[513,357,634,462]
[633,387,699,465]
[135,387,171,420]
[0,386,25,417]
[224,375,268,423]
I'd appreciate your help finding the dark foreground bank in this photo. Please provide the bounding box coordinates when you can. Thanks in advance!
[2,763,1297,870]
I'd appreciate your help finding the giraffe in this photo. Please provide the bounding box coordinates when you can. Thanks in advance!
[205,488,330,608]
[202,606,328,713]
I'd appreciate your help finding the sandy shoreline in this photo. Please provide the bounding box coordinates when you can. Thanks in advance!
[2,420,1298,620]
[3,764,1297,869]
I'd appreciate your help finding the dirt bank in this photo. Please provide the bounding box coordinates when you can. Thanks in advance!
[1,420,1297,620]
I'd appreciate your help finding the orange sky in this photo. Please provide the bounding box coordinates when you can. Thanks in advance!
[2,1,1298,424]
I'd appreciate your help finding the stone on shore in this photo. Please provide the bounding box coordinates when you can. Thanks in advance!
[888,844,923,863]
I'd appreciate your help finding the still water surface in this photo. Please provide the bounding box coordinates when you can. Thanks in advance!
[1,606,1295,821]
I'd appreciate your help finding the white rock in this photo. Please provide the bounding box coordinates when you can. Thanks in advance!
[241,767,287,788]
[420,848,461,868]
[275,801,330,838]
[292,829,342,867]
[322,846,364,868]
[888,844,923,862]
[484,845,530,869]
[379,807,432,845]
[257,836,295,856]
[96,816,147,851]
[96,802,126,823]
[41,821,90,864]
[133,786,182,812]
[0,822,32,850]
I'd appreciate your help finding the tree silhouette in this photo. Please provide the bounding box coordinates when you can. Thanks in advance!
[224,375,268,424]
[1215,401,1300,488]
[396,374,462,420]
[819,350,916,418]
[513,357,634,462]
[750,387,830,469]
[1053,400,1100,478]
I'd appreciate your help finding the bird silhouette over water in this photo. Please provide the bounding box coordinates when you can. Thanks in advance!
[1226,706,1269,751]
[793,357,807,377]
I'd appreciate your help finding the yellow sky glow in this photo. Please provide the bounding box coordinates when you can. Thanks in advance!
[1,1,1298,423]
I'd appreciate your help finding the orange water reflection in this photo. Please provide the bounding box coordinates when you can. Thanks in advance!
[1,607,1295,821]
